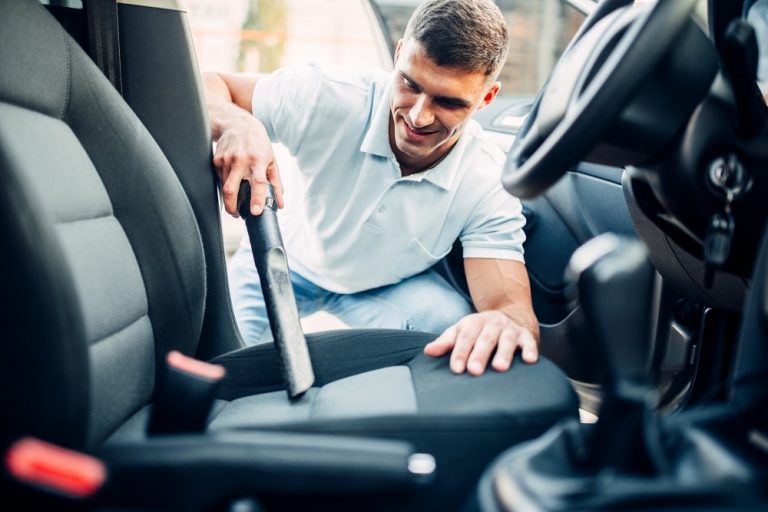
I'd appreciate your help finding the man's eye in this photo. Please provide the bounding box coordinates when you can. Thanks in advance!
[437,100,464,110]
[403,78,418,91]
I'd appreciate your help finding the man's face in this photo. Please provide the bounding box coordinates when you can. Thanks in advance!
[389,38,500,171]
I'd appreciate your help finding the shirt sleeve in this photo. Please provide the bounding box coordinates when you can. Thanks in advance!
[251,64,324,156]
[460,182,527,263]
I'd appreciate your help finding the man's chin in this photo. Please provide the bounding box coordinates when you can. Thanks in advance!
[395,136,433,159]
[396,145,430,161]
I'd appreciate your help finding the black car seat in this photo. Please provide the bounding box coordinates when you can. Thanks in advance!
[0,1,578,510]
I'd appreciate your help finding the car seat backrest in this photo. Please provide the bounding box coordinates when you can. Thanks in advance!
[0,0,206,449]
[115,2,245,359]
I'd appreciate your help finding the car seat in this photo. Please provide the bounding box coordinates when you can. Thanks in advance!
[0,1,578,510]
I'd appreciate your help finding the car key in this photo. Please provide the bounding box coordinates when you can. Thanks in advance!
[703,154,751,288]
[704,210,735,288]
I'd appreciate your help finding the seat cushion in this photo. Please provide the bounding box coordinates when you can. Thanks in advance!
[107,331,577,510]
[209,366,419,429]
[208,354,575,435]
[212,329,578,511]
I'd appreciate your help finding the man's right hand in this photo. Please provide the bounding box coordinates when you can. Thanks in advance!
[203,71,285,217]
[212,114,284,217]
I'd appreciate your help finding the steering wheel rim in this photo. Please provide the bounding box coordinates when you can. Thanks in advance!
[503,0,701,199]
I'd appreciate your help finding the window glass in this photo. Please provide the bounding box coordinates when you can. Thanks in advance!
[185,0,587,95]
[373,0,587,97]
[185,0,390,74]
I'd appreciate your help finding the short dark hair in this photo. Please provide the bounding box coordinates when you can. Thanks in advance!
[403,0,509,79]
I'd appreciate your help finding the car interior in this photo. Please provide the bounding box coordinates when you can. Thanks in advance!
[1,0,767,511]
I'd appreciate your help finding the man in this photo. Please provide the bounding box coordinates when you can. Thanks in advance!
[204,0,539,376]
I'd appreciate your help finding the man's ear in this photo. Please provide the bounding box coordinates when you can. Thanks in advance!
[394,39,403,64]
[478,81,501,111]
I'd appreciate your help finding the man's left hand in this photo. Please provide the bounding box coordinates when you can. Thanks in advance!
[423,310,539,376]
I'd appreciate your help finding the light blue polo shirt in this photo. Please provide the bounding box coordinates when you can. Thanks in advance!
[249,64,526,294]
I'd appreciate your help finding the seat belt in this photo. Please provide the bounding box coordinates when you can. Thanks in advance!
[84,0,123,94]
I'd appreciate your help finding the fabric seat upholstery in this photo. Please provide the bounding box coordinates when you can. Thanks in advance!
[0,1,578,510]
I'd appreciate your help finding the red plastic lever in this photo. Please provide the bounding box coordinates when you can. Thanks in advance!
[166,350,226,381]
[5,437,106,498]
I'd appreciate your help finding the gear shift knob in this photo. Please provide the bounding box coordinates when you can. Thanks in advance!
[566,233,659,473]
[566,233,656,388]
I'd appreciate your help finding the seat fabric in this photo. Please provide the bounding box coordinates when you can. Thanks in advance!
[0,1,579,509]
[106,330,576,441]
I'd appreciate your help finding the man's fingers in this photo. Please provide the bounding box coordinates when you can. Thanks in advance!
[212,151,227,181]
[217,150,257,216]
[211,126,278,216]
[466,325,499,376]
[212,151,235,214]
[246,161,270,216]
[213,160,228,184]
[221,170,247,217]
[424,325,458,357]
[428,312,540,377]
[449,322,481,374]
[491,329,518,372]
[267,162,285,209]
[519,329,540,364]
[248,180,268,216]
[492,328,539,370]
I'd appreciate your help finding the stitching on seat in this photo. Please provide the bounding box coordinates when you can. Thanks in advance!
[91,313,150,347]
[307,386,319,420]
[204,400,229,425]
[407,365,419,410]
[61,26,71,121]
[55,212,114,226]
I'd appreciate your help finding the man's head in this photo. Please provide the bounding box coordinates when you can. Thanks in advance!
[389,0,509,173]
[404,0,508,81]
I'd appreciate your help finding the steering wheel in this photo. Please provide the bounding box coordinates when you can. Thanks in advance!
[503,0,701,199]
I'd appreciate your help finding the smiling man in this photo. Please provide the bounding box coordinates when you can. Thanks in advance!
[204,0,539,376]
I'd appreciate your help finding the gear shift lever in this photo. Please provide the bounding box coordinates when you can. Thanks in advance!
[566,233,658,473]
[478,233,764,511]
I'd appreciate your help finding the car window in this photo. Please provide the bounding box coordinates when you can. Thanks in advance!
[186,0,587,95]
[372,0,587,98]
[185,0,391,73]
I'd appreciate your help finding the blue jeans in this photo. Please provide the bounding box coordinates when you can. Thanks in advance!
[228,245,475,346]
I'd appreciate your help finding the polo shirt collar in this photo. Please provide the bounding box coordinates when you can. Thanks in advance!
[411,133,468,191]
[359,77,470,192]
[360,81,394,158]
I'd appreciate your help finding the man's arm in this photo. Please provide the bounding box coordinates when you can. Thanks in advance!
[202,71,284,216]
[424,258,540,376]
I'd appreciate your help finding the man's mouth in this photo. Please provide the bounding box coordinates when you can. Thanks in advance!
[401,119,437,140]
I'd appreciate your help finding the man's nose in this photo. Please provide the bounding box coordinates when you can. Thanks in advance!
[408,94,434,128]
